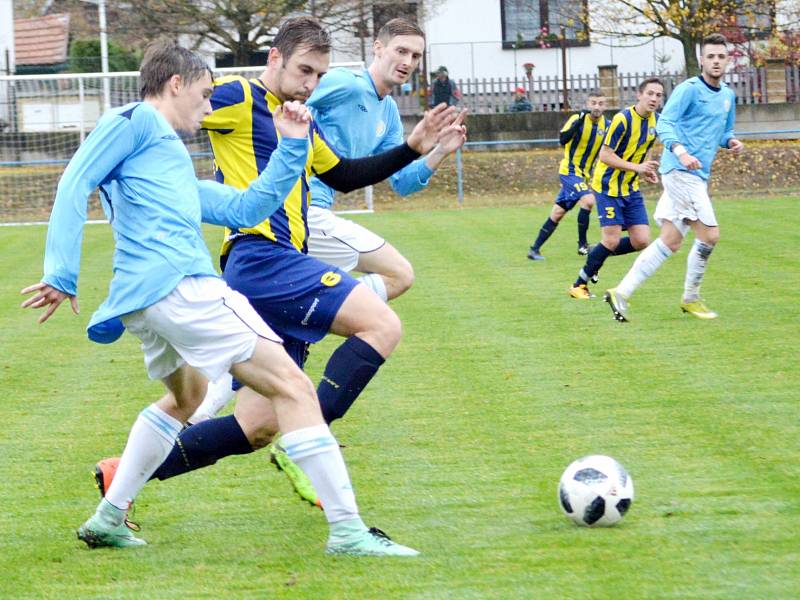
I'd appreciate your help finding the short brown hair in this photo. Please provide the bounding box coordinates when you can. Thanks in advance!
[638,76,664,93]
[377,18,425,44]
[139,39,211,98]
[271,17,331,62]
[701,33,728,51]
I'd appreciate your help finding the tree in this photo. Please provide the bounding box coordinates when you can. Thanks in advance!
[588,0,800,75]
[69,39,142,73]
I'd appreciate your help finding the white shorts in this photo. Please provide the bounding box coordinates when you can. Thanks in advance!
[306,205,385,272]
[121,276,281,381]
[654,170,718,237]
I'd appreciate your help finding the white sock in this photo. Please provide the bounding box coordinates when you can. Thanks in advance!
[281,424,361,525]
[684,240,714,302]
[359,273,388,302]
[616,238,673,298]
[104,404,183,512]
[188,372,236,424]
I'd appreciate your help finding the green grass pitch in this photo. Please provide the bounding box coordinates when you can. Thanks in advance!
[0,197,798,598]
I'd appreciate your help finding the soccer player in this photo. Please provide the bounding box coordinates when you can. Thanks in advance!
[568,78,663,299]
[93,18,465,511]
[604,34,743,322]
[527,92,608,260]
[21,39,418,556]
[305,17,463,302]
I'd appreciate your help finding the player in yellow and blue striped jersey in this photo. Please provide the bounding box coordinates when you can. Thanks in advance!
[527,92,608,261]
[569,78,664,299]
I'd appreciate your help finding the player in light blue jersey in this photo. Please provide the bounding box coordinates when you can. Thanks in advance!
[21,39,419,556]
[306,18,465,302]
[604,33,744,322]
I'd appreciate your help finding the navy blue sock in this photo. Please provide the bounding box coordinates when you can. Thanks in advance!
[575,243,613,285]
[577,208,591,246]
[532,217,558,251]
[613,236,636,256]
[318,336,385,424]
[151,415,253,481]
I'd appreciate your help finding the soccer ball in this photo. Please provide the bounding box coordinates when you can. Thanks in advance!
[558,455,634,527]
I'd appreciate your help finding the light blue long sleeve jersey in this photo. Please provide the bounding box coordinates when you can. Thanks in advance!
[306,68,433,209]
[43,101,308,344]
[657,76,736,181]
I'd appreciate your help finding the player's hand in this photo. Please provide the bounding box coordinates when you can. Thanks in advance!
[643,170,659,184]
[679,152,702,170]
[273,101,312,139]
[727,139,744,155]
[434,109,468,154]
[21,282,78,324]
[407,103,459,155]
[636,160,659,175]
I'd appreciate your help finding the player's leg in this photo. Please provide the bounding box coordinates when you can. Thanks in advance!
[232,341,418,556]
[528,203,567,260]
[681,220,720,319]
[571,192,625,297]
[576,192,596,255]
[354,242,414,301]
[307,207,405,302]
[79,363,205,548]
[187,371,235,424]
[319,283,401,423]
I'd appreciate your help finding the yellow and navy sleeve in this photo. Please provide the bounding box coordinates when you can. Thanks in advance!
[204,76,249,132]
[309,122,341,177]
[604,113,628,152]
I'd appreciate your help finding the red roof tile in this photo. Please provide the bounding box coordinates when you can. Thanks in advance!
[15,13,70,66]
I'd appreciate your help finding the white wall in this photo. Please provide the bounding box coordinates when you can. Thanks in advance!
[0,0,14,74]
[423,0,686,81]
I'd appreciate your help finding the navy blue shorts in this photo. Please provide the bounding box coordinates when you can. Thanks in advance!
[222,236,358,345]
[596,191,649,228]
[555,174,593,211]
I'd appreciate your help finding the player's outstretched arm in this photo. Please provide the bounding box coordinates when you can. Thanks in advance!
[199,101,310,228]
[21,282,79,324]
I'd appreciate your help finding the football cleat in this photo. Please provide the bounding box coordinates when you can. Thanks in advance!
[94,457,120,498]
[77,514,146,548]
[591,273,599,284]
[577,243,596,256]
[680,299,718,320]
[527,248,545,261]
[269,438,322,509]
[604,288,630,322]
[326,524,419,557]
[569,283,594,299]
[93,457,140,531]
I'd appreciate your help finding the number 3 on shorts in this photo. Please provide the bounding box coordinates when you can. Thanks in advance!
[605,206,616,219]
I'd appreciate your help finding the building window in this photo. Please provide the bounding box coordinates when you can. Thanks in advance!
[500,0,589,49]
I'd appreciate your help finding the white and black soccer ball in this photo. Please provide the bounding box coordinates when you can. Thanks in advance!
[558,455,634,527]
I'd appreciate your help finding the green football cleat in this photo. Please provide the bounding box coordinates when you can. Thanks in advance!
[326,523,420,557]
[77,515,146,548]
[680,299,718,320]
[269,437,322,509]
[604,288,630,322]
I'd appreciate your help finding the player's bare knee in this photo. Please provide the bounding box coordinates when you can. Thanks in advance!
[393,260,414,295]
[631,235,650,250]
[363,304,402,356]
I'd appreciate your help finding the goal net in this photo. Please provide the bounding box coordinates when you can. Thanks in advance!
[0,62,367,224]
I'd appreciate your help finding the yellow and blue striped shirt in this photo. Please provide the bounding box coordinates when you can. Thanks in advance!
[591,106,659,197]
[203,75,341,254]
[558,113,610,179]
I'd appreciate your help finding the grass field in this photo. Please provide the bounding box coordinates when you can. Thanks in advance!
[1,197,798,599]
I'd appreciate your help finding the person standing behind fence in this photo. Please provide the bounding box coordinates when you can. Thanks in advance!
[432,66,460,106]
[527,92,608,260]
[508,87,532,112]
